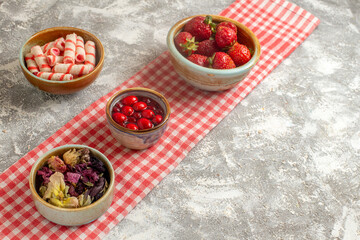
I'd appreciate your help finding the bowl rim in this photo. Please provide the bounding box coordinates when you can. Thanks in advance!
[29,144,115,212]
[166,14,261,76]
[106,87,171,134]
[19,26,105,84]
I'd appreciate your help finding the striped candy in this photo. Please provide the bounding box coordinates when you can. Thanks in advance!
[36,72,73,81]
[30,45,51,72]
[53,63,92,76]
[75,36,85,63]
[84,40,96,71]
[24,53,39,75]
[64,33,77,64]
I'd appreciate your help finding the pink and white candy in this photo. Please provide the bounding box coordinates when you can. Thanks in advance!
[41,37,65,53]
[47,55,64,67]
[25,53,39,75]
[31,45,51,72]
[63,33,77,64]
[84,40,96,71]
[53,63,92,76]
[37,72,73,81]
[75,36,85,63]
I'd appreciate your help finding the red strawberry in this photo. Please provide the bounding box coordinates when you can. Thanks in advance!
[208,52,236,69]
[215,26,237,48]
[187,54,208,67]
[174,32,198,56]
[195,39,220,57]
[217,21,237,34]
[227,42,251,66]
[183,15,215,42]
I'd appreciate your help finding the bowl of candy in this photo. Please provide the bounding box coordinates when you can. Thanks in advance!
[19,27,104,95]
[106,87,171,150]
[167,15,261,91]
[29,145,114,226]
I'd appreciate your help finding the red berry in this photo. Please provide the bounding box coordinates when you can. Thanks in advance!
[112,112,127,124]
[227,42,251,67]
[126,123,139,130]
[127,116,137,123]
[187,54,208,67]
[215,26,237,48]
[147,105,156,111]
[112,106,121,113]
[183,16,214,42]
[133,111,142,119]
[195,39,220,57]
[140,97,152,105]
[152,115,163,125]
[142,109,155,119]
[208,52,236,69]
[174,32,198,56]
[133,102,147,111]
[137,118,153,130]
[122,95,138,106]
[122,106,134,116]
[217,21,237,34]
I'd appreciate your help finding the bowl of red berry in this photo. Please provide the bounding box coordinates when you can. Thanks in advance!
[106,87,171,150]
[167,15,261,91]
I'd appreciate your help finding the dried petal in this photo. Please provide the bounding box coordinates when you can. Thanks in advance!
[63,149,81,167]
[47,156,66,173]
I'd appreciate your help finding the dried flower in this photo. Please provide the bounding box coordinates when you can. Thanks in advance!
[63,148,81,167]
[47,156,66,173]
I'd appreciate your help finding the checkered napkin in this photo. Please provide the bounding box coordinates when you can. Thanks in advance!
[0,0,319,239]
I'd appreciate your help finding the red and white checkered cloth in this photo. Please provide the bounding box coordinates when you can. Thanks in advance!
[0,0,319,239]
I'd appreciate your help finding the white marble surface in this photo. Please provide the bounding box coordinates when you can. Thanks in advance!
[1,0,360,239]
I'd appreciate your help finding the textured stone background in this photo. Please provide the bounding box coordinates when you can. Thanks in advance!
[1,0,360,239]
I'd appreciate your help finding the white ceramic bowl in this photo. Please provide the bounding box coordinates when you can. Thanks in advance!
[29,145,115,226]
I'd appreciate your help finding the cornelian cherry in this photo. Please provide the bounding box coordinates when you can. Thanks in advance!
[133,102,147,111]
[122,106,134,116]
[142,109,155,119]
[122,95,138,106]
[137,118,153,130]
[152,115,163,125]
[126,123,138,130]
[112,112,127,124]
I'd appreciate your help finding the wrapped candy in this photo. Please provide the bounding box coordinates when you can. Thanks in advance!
[31,45,51,72]
[75,36,85,63]
[37,72,73,81]
[64,33,77,64]
[47,55,64,67]
[53,63,92,76]
[25,53,39,75]
[84,40,96,71]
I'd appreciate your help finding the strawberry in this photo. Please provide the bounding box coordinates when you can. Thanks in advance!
[174,32,198,56]
[215,26,237,48]
[227,42,251,66]
[183,15,215,42]
[187,54,208,67]
[217,21,237,34]
[208,52,236,69]
[195,39,220,57]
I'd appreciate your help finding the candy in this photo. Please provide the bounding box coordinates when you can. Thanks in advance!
[53,63,92,76]
[47,55,64,67]
[75,36,85,63]
[64,33,77,64]
[84,40,96,71]
[41,37,65,53]
[25,53,39,75]
[45,47,60,56]
[31,45,51,72]
[36,72,73,81]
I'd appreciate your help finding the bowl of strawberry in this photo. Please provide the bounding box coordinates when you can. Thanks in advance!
[106,87,171,150]
[167,15,261,91]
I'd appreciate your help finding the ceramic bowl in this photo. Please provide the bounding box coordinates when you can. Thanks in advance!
[29,145,114,226]
[106,87,171,150]
[19,27,104,95]
[167,15,261,91]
